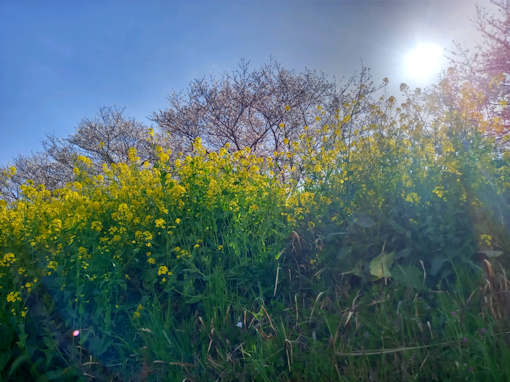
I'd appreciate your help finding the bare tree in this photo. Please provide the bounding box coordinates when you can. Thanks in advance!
[0,151,72,201]
[152,59,382,156]
[1,61,385,201]
[60,106,156,165]
[1,106,155,201]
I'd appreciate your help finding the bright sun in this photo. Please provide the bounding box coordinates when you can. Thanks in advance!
[404,43,444,83]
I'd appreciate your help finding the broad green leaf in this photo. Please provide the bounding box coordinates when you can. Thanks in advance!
[369,252,395,279]
[392,264,424,290]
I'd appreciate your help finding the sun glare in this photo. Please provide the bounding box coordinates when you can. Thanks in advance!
[404,43,444,83]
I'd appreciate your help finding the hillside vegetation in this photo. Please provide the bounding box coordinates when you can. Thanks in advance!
[1,78,510,381]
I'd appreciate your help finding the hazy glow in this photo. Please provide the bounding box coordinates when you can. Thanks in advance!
[404,43,444,82]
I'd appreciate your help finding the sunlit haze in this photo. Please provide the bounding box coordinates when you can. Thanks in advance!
[404,42,444,84]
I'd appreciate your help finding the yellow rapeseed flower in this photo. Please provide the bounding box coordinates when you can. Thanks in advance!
[128,147,140,162]
[77,155,92,167]
[5,166,17,177]
[91,221,103,232]
[1,253,16,266]
[7,291,21,303]
[157,265,168,276]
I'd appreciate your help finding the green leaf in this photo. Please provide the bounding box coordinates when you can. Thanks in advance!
[275,249,284,260]
[369,252,395,279]
[8,352,30,377]
[392,264,424,290]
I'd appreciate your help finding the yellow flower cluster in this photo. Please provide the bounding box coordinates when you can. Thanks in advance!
[0,89,506,327]
[6,291,21,303]
[0,136,293,316]
[1,252,16,267]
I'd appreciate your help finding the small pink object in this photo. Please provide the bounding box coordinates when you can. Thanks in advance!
[72,330,80,337]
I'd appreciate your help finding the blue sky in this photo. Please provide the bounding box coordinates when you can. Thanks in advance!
[0,0,490,165]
